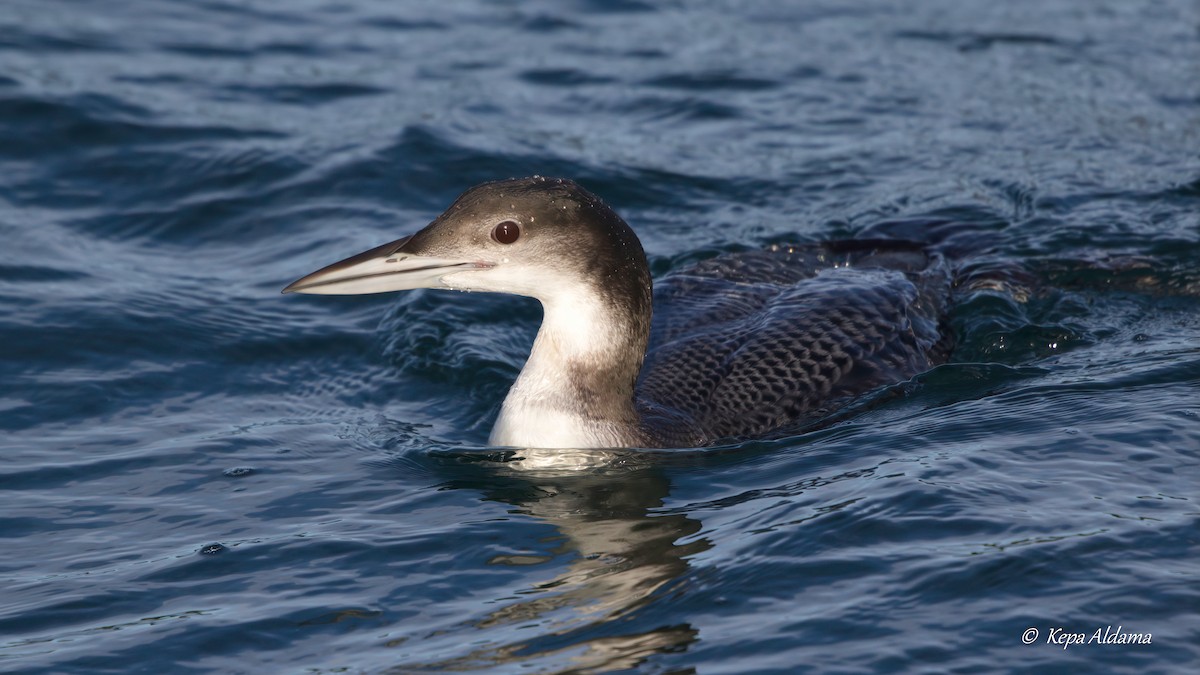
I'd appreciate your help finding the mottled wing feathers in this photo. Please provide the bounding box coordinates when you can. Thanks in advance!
[637,242,951,443]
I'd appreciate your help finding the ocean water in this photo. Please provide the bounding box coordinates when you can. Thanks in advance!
[2,0,1198,672]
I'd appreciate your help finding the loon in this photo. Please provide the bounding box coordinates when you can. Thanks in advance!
[283,177,953,449]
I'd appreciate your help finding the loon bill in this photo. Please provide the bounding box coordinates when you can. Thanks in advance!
[284,176,953,449]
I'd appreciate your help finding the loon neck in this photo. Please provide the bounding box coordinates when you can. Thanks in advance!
[488,285,651,449]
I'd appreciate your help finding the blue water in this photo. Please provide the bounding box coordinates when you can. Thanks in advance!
[3,0,1198,672]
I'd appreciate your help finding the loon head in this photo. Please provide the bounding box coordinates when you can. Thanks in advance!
[283,177,651,318]
[285,177,656,449]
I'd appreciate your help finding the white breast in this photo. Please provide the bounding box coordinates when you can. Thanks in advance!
[489,402,618,449]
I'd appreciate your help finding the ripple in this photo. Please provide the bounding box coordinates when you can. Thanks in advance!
[518,68,616,86]
[216,82,388,106]
[0,27,123,54]
[895,29,1075,52]
[642,71,780,92]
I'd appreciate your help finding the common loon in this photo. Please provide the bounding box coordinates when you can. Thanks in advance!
[284,176,953,449]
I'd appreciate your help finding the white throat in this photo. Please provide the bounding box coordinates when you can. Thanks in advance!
[487,282,641,449]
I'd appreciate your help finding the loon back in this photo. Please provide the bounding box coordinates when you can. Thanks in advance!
[637,241,953,446]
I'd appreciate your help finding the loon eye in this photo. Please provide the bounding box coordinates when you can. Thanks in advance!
[492,220,520,245]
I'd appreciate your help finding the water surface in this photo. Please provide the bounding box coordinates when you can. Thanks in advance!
[2,0,1198,672]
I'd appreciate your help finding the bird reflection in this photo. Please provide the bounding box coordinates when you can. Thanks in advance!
[423,448,710,673]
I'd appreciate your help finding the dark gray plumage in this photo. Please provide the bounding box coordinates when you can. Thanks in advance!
[638,242,952,446]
